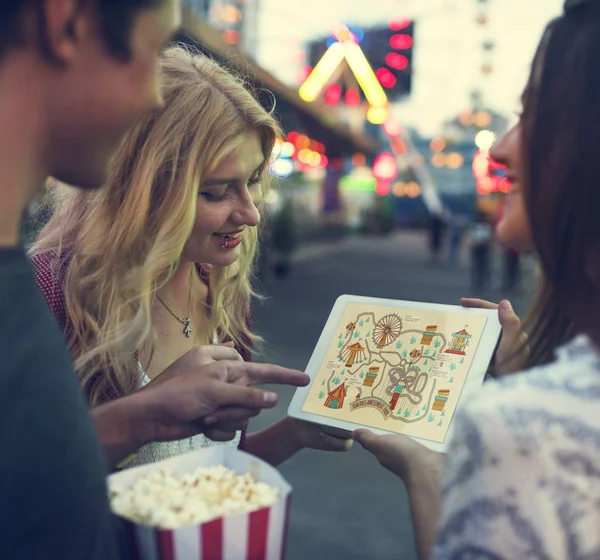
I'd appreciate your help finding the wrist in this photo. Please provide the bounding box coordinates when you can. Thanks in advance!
[281,417,306,449]
[404,450,443,490]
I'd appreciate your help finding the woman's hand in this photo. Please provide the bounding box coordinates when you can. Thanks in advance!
[461,298,528,375]
[353,430,441,482]
[289,419,353,452]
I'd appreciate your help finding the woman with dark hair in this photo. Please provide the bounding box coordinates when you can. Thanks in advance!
[355,1,600,557]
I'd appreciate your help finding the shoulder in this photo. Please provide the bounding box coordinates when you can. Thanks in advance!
[30,250,72,328]
[434,337,600,557]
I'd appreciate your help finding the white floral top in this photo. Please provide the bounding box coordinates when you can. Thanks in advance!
[433,335,600,559]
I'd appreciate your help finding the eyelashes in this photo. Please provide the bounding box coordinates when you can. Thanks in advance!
[199,176,262,203]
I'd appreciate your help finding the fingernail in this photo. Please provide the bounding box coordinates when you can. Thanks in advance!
[204,416,218,425]
[500,300,512,311]
[263,392,278,404]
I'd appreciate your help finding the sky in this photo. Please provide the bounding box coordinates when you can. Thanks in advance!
[254,0,564,136]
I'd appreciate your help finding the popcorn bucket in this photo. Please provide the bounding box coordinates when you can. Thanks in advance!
[109,448,292,560]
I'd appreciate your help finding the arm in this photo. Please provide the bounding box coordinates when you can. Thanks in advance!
[244,418,352,467]
[354,430,443,559]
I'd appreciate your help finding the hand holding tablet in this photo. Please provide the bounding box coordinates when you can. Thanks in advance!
[288,295,502,452]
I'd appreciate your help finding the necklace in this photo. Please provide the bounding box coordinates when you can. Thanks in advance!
[155,267,193,338]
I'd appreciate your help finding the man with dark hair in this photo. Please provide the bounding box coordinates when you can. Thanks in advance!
[0,2,308,558]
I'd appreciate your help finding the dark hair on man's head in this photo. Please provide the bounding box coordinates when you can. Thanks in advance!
[0,0,164,62]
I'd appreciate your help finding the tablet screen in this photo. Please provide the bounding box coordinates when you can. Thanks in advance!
[301,301,489,444]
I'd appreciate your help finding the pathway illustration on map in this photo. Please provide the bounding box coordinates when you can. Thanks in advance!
[302,302,489,443]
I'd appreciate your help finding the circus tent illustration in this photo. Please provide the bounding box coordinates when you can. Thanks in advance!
[341,342,366,367]
[325,383,347,409]
[445,328,471,355]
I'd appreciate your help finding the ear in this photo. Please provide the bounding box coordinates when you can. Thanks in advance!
[42,0,88,64]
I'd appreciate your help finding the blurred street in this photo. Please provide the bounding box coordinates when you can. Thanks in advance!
[250,230,535,560]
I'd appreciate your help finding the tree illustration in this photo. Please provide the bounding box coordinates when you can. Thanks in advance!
[460,357,465,364]
[402,350,408,358]
[353,331,359,339]
[337,341,343,348]
[438,420,443,427]
[396,341,403,349]
[318,391,325,399]
[424,348,430,356]
[441,409,446,417]
[449,376,454,383]
[410,335,417,345]
[321,380,326,386]
[423,359,428,366]
[434,338,441,348]
[432,351,437,358]
[341,370,346,376]
[403,409,410,418]
[359,372,365,378]
[450,362,456,371]
[427,413,435,423]
[338,333,342,339]
[365,318,370,323]
[366,331,371,337]
[359,320,364,327]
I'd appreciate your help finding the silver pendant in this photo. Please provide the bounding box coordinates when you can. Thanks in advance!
[183,318,192,338]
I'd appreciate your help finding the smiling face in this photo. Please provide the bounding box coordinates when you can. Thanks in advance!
[182,132,264,267]
[489,123,533,252]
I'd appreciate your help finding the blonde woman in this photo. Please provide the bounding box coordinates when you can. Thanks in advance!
[30,46,349,468]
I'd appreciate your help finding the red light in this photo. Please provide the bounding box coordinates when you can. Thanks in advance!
[324,84,342,105]
[390,34,413,50]
[345,89,360,106]
[293,50,306,64]
[389,18,411,31]
[372,152,398,181]
[386,53,409,70]
[392,138,407,154]
[318,155,329,168]
[286,131,299,144]
[375,181,392,196]
[376,68,397,89]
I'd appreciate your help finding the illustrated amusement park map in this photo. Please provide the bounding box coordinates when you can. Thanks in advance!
[301,302,489,443]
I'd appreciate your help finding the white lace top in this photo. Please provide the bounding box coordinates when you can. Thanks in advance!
[124,365,241,469]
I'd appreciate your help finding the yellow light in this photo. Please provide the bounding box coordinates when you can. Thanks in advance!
[406,182,421,198]
[298,42,346,102]
[430,137,446,153]
[431,153,446,168]
[367,105,389,124]
[296,135,310,149]
[343,42,388,107]
[475,130,496,151]
[308,151,321,167]
[393,182,405,197]
[474,111,492,128]
[446,153,464,169]
[298,148,311,163]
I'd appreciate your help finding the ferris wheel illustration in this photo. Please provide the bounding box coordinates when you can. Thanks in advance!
[373,314,403,349]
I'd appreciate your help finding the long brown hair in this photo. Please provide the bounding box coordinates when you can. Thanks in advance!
[519,2,600,365]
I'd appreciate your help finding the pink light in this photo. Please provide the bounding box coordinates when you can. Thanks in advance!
[386,53,409,71]
[376,67,397,88]
[324,84,342,105]
[376,180,392,196]
[296,65,313,84]
[372,152,398,181]
[389,18,411,31]
[345,89,360,106]
[390,34,413,50]
[383,118,403,138]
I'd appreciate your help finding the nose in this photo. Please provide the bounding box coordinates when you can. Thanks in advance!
[489,125,517,166]
[231,191,261,228]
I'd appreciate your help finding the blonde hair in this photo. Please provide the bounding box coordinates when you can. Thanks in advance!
[31,46,281,405]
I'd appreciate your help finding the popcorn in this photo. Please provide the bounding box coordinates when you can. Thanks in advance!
[109,465,280,529]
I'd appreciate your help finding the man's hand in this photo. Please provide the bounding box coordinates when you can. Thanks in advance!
[141,346,310,442]
[93,345,309,467]
[461,298,527,375]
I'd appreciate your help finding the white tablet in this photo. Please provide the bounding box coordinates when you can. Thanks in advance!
[288,294,502,452]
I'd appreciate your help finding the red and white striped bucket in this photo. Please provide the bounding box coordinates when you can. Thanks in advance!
[110,448,292,560]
